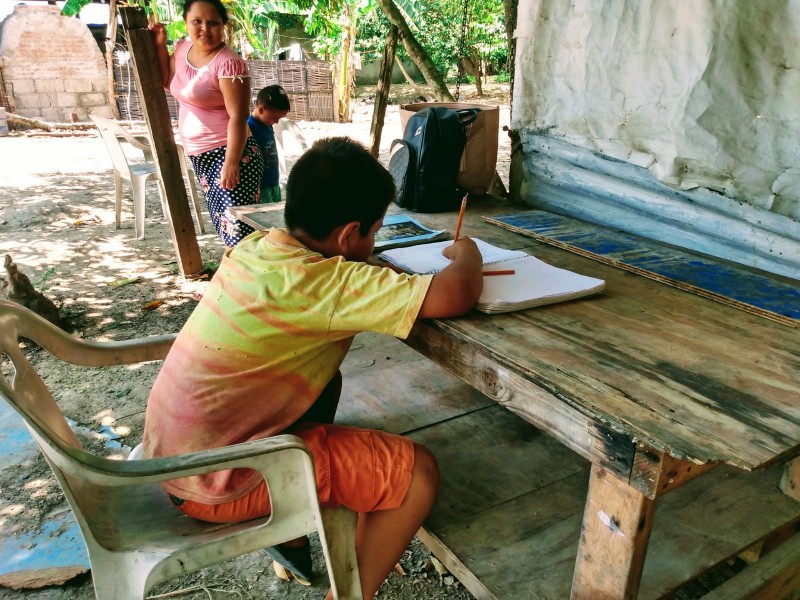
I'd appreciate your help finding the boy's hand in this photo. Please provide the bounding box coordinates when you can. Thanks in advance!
[442,236,480,262]
[418,236,483,319]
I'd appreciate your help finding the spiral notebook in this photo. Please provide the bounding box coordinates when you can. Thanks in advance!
[379,238,606,314]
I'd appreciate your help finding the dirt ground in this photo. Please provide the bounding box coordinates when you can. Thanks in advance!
[0,84,510,599]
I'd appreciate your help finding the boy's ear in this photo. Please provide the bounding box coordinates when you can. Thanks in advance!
[336,221,362,253]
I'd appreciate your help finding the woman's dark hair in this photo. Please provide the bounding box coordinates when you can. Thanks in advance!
[182,0,228,24]
[285,137,395,240]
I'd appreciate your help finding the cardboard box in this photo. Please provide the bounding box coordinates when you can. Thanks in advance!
[399,102,499,195]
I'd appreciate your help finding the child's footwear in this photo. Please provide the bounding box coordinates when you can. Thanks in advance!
[266,543,313,586]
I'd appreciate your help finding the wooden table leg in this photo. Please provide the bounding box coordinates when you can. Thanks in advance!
[779,457,800,502]
[571,463,656,600]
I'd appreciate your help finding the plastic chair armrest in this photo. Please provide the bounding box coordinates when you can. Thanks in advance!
[68,435,312,487]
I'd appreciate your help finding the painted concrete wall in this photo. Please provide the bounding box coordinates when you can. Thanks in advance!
[0,5,111,121]
[356,59,423,86]
[511,0,800,277]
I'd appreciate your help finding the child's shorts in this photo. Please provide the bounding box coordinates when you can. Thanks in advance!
[260,184,281,204]
[173,423,415,523]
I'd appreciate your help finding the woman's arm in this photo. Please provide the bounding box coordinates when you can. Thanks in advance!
[218,77,252,190]
[149,24,174,90]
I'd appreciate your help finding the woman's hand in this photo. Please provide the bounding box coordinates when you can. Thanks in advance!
[219,161,241,190]
[149,22,167,47]
[149,23,174,88]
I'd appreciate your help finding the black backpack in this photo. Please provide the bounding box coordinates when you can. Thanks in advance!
[389,106,478,212]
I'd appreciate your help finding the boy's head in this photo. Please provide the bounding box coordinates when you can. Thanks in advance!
[284,137,395,258]
[252,85,290,126]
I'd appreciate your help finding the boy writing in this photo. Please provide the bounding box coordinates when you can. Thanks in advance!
[141,137,483,599]
[248,85,290,203]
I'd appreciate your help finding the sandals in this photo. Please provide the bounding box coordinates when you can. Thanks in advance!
[266,543,313,586]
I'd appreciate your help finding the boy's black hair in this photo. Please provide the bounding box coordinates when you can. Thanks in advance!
[183,0,228,24]
[256,85,291,111]
[285,137,395,240]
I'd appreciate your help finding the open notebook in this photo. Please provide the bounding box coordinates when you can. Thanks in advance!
[379,238,606,314]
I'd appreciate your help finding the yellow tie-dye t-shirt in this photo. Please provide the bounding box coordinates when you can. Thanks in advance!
[143,228,432,502]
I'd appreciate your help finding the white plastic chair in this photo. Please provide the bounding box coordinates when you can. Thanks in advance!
[90,116,205,239]
[0,299,362,600]
[274,117,308,178]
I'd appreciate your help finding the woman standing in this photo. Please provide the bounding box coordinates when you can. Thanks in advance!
[151,0,264,247]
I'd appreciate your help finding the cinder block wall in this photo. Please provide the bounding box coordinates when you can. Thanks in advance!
[0,5,112,121]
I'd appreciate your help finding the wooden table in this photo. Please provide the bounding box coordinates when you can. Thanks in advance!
[398,196,800,599]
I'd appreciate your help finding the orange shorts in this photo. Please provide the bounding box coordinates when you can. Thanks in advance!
[174,423,415,523]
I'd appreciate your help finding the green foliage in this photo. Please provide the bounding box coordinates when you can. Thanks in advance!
[61,0,92,17]
[356,0,507,81]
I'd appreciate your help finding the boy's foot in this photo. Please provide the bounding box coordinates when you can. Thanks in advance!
[266,543,313,585]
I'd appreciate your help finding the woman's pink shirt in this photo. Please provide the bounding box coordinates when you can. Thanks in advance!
[169,39,250,156]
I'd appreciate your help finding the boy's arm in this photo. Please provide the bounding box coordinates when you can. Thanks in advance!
[417,237,483,318]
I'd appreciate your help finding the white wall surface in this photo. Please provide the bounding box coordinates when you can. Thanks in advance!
[511,0,800,276]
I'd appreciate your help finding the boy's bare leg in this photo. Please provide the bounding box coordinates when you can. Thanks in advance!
[324,443,440,600]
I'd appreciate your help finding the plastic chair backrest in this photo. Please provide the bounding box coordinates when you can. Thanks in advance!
[0,299,361,599]
[90,115,138,179]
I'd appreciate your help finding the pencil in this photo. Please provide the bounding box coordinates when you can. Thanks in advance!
[483,269,516,276]
[453,195,468,241]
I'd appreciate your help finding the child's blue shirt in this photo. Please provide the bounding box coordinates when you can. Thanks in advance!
[247,115,280,188]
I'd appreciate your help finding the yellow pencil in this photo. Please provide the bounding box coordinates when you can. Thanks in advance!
[453,195,468,241]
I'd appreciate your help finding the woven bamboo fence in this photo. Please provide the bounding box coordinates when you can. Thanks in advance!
[114,52,334,122]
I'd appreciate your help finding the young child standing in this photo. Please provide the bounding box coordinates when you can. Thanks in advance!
[248,85,290,203]
[141,137,483,599]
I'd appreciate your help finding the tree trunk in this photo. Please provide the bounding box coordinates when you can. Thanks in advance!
[462,48,482,97]
[503,0,518,102]
[370,25,398,157]
[375,0,453,102]
[336,5,358,123]
[106,0,121,119]
[395,57,425,95]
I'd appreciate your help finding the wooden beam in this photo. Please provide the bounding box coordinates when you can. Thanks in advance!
[369,25,398,157]
[699,532,800,600]
[571,464,655,600]
[629,444,718,499]
[105,0,121,120]
[118,7,203,278]
[403,319,637,482]
[780,456,800,501]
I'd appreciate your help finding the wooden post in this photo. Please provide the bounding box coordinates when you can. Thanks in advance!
[779,456,800,501]
[369,25,398,157]
[118,7,203,278]
[571,464,655,599]
[105,0,121,120]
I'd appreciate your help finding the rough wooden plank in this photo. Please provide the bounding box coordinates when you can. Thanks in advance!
[119,7,203,277]
[779,457,800,502]
[415,527,496,600]
[338,352,493,434]
[417,435,800,600]
[404,318,638,481]
[698,533,800,600]
[407,254,800,470]
[408,405,589,530]
[571,465,655,599]
[485,211,800,327]
[433,471,587,600]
